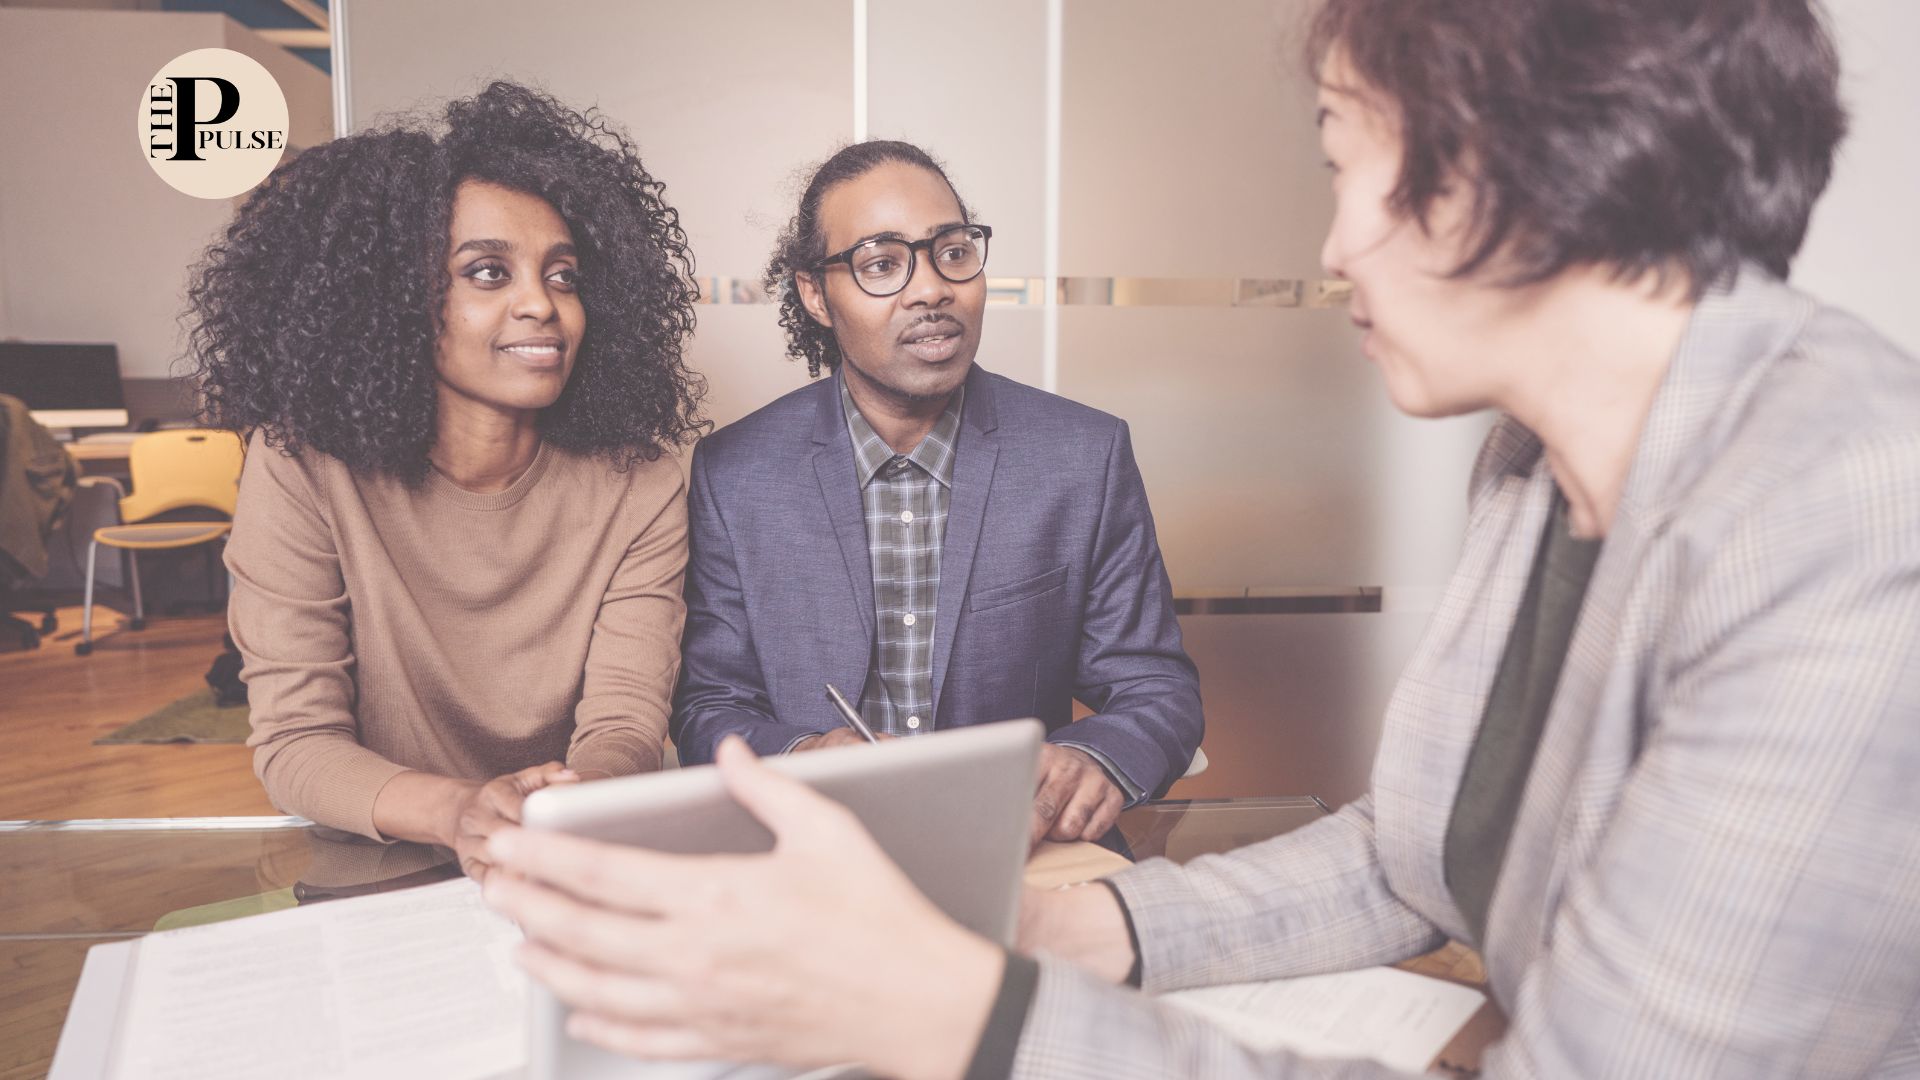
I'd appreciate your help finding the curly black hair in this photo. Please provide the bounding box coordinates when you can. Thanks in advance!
[763,140,971,378]
[185,81,706,481]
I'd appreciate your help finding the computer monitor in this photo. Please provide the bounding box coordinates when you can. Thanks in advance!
[0,342,129,431]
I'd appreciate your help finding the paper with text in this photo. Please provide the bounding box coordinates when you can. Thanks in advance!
[107,878,526,1080]
[1160,965,1485,1073]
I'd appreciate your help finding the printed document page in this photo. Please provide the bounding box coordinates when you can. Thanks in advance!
[107,878,526,1080]
[1160,965,1486,1073]
[90,878,854,1080]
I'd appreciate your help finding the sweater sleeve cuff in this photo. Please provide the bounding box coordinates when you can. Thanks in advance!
[962,949,1040,1080]
[567,733,664,778]
[340,757,416,842]
[257,737,412,842]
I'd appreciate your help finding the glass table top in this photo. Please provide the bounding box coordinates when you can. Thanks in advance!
[0,797,1330,1078]
[0,797,1328,939]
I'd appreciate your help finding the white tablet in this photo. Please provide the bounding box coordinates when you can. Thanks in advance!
[518,720,1043,1080]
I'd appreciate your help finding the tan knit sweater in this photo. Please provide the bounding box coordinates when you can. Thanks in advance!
[225,432,688,839]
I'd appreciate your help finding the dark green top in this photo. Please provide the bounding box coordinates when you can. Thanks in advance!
[1444,491,1603,947]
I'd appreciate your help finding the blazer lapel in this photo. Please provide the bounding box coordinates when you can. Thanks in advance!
[811,373,876,675]
[1482,485,1652,992]
[1483,269,1822,992]
[1371,415,1547,940]
[930,366,999,716]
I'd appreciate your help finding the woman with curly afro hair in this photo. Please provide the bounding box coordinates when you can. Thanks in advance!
[194,82,706,878]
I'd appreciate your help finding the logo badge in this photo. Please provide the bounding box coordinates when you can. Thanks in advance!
[139,48,289,199]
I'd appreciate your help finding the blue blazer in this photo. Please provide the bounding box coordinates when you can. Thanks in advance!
[670,363,1202,797]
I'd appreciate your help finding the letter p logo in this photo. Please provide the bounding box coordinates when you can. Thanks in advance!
[167,76,240,162]
[140,48,287,199]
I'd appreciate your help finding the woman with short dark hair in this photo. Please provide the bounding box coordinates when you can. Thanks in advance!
[479,2,1920,1076]
[192,82,705,879]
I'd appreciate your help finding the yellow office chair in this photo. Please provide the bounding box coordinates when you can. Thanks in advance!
[77,429,244,655]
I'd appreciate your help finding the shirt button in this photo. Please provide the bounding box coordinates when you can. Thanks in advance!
[902,612,916,627]
[906,715,922,730]
[900,510,914,523]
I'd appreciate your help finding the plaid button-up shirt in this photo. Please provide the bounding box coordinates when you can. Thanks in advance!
[841,376,963,737]
[831,375,1144,800]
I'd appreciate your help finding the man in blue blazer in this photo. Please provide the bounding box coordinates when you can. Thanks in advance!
[671,140,1202,844]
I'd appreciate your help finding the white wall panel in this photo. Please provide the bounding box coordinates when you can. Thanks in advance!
[1793,0,1920,356]
[868,0,1047,279]
[1060,0,1328,279]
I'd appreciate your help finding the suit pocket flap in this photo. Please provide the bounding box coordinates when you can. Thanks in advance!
[969,564,1069,612]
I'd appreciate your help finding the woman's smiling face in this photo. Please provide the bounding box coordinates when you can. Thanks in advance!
[435,179,586,415]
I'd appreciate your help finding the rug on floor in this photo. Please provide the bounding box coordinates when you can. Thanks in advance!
[95,687,249,745]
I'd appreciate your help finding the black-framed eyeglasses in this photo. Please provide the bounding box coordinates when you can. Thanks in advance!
[811,224,993,297]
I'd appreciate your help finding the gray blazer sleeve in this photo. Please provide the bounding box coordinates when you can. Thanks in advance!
[1108,794,1444,994]
[1011,432,1920,1078]
[1058,420,1204,797]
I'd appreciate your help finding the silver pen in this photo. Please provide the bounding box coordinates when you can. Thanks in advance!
[823,683,880,743]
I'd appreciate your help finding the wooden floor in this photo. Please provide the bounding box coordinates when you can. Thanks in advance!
[0,605,274,821]
[0,605,283,1080]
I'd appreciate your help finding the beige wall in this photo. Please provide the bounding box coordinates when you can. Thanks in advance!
[1792,0,1920,357]
[0,8,331,379]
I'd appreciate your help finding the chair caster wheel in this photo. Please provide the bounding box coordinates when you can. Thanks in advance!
[130,617,148,631]
[40,614,57,634]
[75,641,93,656]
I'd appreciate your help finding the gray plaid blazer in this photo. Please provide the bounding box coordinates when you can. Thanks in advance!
[1012,270,1920,1078]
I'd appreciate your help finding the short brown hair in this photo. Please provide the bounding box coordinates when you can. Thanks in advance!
[1308,0,1847,294]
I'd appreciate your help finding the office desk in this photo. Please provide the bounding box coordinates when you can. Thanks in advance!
[61,443,133,465]
[0,797,1336,1077]
[62,441,132,481]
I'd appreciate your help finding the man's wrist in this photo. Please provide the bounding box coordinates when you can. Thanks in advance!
[1050,740,1143,804]
[783,731,828,754]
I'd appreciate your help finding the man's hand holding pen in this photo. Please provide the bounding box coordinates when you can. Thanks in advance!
[791,727,895,753]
